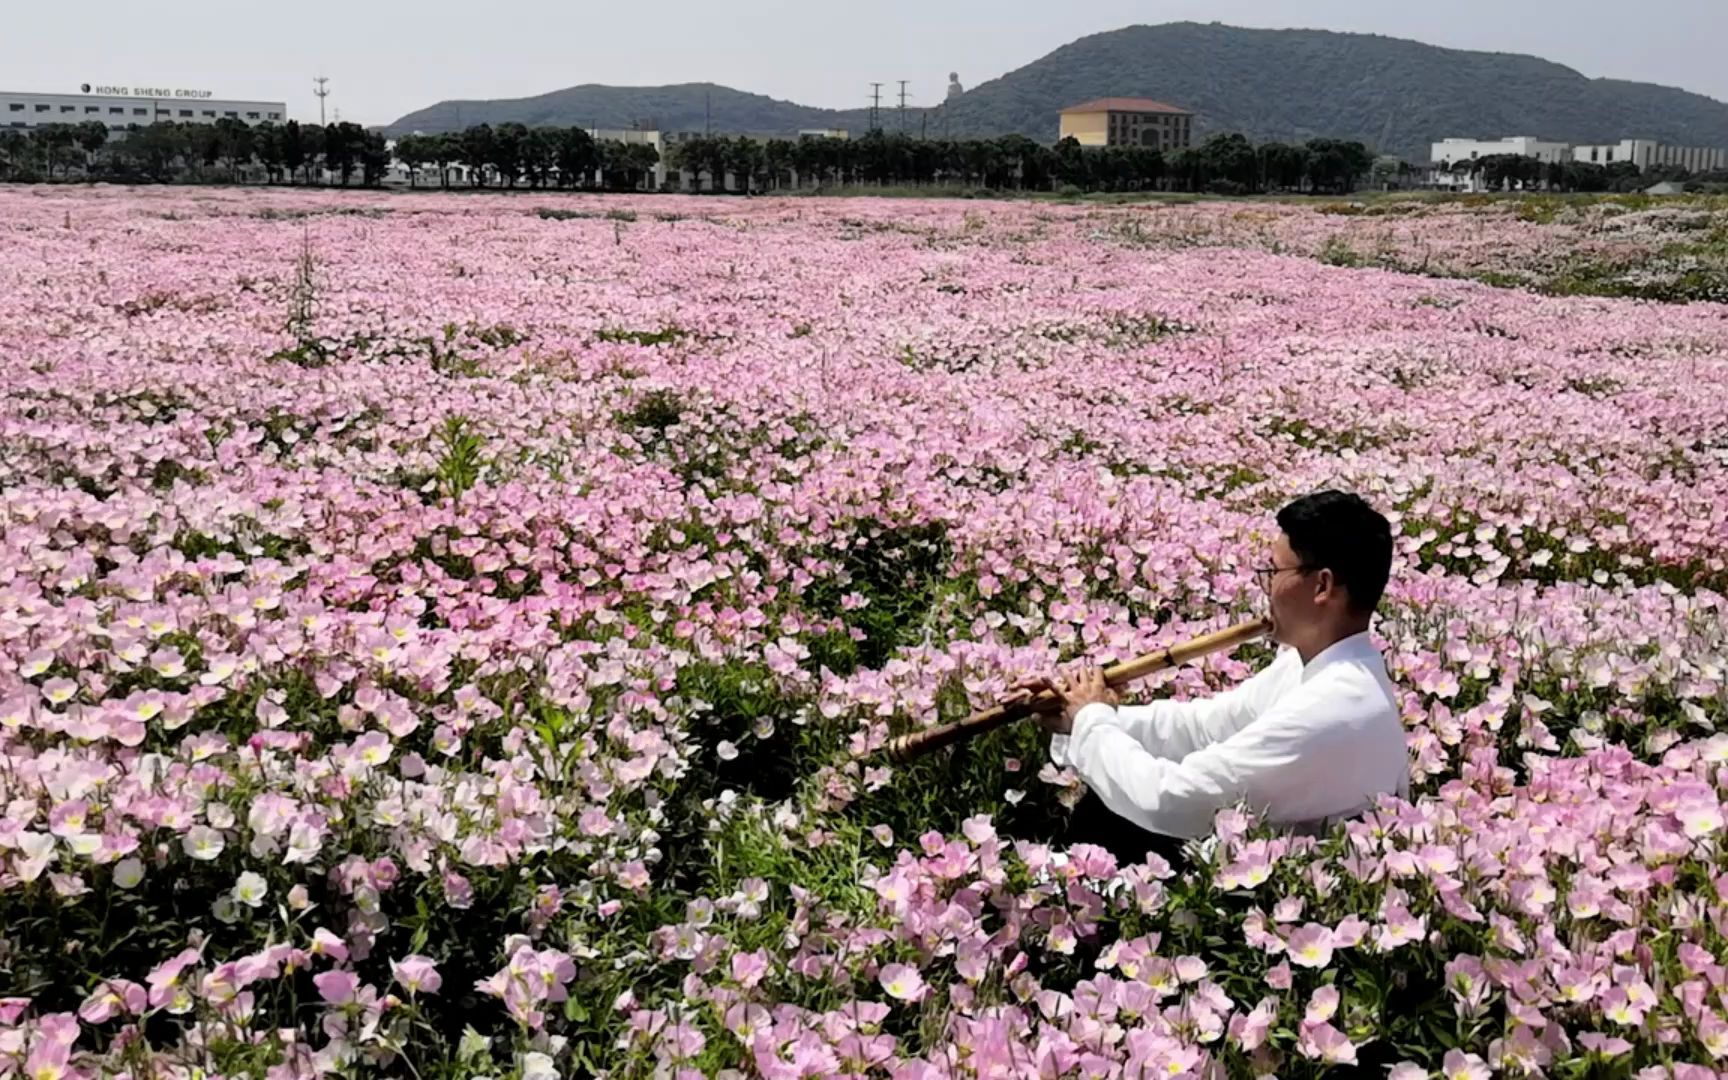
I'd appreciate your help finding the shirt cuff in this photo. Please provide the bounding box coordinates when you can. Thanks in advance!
[1052,704,1122,767]
[1071,702,1120,745]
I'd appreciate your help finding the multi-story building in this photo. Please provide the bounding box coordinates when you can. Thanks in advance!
[1430,136,1574,167]
[1432,135,1726,175]
[1572,139,1726,172]
[1059,98,1193,151]
[2,87,286,132]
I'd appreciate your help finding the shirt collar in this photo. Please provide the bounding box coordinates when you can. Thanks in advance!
[1300,630,1378,681]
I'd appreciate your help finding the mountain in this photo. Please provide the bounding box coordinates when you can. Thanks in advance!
[385,83,875,141]
[384,23,1728,161]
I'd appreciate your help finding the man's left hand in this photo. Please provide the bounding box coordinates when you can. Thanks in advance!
[1008,666,1119,735]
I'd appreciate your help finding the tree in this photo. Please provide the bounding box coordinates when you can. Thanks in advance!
[0,129,28,180]
[393,134,434,188]
[1303,138,1373,194]
[1257,142,1309,191]
[254,122,286,183]
[553,127,596,190]
[522,128,556,189]
[1200,133,1257,191]
[434,133,464,189]
[282,121,307,184]
[322,122,366,185]
[75,122,109,173]
[298,124,326,183]
[490,122,528,188]
[206,117,254,181]
[360,131,390,187]
[122,122,191,182]
[461,124,494,187]
[763,139,794,191]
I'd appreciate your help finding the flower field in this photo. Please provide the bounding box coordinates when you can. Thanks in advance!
[2,184,1727,1079]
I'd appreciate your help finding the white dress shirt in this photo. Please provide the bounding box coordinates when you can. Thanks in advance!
[1049,630,1409,840]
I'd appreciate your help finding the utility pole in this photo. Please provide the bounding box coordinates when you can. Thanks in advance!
[313,76,330,127]
[869,83,882,133]
[897,80,908,133]
[705,90,711,135]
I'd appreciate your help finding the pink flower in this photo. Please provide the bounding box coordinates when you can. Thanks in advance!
[313,970,358,1005]
[1442,1049,1491,1080]
[391,955,442,995]
[1298,1020,1357,1065]
[579,807,612,836]
[1388,1066,1429,1080]
[310,928,350,963]
[1286,923,1335,969]
[878,963,926,1003]
[1305,985,1340,1023]
[1265,961,1293,990]
[1579,1032,1634,1057]
[78,980,145,1023]
[1174,956,1208,983]
[730,949,770,990]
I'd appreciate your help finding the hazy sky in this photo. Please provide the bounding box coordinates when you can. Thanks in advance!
[5,1,1726,126]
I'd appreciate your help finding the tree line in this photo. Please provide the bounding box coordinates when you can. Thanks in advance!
[11,118,1718,196]
[1,118,1387,194]
[0,119,392,185]
[663,131,1380,195]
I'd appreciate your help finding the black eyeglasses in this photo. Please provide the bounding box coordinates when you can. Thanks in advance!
[1253,562,1316,589]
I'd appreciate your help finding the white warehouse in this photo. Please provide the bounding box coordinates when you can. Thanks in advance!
[1430,136,1574,167]
[2,87,286,132]
[1572,140,1727,172]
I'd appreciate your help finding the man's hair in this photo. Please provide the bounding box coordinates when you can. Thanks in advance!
[1275,490,1393,614]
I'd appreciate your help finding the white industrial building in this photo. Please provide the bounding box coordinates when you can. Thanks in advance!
[1571,139,1726,172]
[1430,136,1574,167]
[3,87,286,132]
[1431,135,1726,177]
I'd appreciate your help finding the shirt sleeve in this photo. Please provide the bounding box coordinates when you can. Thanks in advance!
[1061,670,1357,840]
[1051,649,1295,765]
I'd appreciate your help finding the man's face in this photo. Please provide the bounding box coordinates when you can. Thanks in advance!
[1260,534,1316,643]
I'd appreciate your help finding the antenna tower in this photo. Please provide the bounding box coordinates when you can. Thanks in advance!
[313,76,330,126]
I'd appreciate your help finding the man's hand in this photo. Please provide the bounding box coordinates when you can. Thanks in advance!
[1008,666,1119,735]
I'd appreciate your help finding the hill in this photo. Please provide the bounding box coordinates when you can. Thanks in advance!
[385,82,875,141]
[384,23,1728,161]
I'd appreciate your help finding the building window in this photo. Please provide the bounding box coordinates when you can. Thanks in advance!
[269,112,280,120]
[61,105,76,113]
[179,109,193,117]
[7,103,22,112]
[35,104,50,112]
[203,110,215,117]
[86,106,99,114]
[110,107,123,115]
[246,111,259,119]
[134,108,148,116]
[224,111,237,118]
[1606,149,1614,162]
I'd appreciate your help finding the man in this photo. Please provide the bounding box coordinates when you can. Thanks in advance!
[1012,490,1409,867]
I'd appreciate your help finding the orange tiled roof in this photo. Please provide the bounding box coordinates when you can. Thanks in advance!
[1060,97,1191,115]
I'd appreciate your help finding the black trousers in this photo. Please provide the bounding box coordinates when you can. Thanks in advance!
[1063,791,1190,873]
